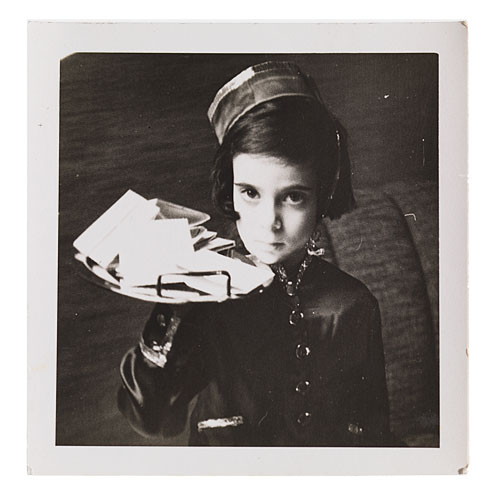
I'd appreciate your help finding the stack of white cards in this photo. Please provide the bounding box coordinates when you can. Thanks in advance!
[73,190,273,298]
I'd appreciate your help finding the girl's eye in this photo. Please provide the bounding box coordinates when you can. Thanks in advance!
[241,188,259,200]
[284,191,306,204]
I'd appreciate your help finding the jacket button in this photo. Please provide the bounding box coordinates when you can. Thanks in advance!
[289,309,304,325]
[295,380,311,394]
[295,344,311,359]
[348,423,363,435]
[286,281,295,296]
[297,412,312,426]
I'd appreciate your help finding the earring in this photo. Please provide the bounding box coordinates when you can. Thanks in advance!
[306,228,325,257]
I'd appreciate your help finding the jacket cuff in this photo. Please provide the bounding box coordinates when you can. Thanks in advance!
[139,313,182,368]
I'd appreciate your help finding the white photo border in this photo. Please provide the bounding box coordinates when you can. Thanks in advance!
[27,21,467,475]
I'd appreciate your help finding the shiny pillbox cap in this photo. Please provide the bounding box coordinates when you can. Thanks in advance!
[207,61,324,145]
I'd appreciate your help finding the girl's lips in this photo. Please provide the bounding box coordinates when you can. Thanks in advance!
[255,240,285,248]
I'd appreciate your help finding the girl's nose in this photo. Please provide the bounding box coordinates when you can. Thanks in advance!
[260,200,283,232]
[271,216,282,232]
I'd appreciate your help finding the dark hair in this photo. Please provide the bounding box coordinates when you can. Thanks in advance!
[211,97,355,221]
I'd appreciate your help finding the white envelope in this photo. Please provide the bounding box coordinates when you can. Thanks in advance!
[73,190,159,268]
[118,218,194,286]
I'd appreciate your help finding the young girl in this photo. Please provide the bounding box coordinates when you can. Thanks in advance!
[118,61,394,446]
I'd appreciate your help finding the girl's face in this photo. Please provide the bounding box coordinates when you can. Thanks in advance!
[232,153,318,268]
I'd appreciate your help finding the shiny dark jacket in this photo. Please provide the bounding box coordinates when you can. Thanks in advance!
[118,256,395,446]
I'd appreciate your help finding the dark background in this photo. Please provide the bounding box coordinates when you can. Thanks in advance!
[57,53,438,445]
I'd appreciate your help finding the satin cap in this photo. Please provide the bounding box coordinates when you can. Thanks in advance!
[207,61,324,144]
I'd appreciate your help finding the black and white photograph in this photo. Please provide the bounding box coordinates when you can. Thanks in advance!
[27,22,467,475]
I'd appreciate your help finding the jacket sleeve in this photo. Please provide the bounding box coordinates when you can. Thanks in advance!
[328,290,399,447]
[118,303,210,439]
[359,295,395,446]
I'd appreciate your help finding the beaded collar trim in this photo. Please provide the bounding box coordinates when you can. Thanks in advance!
[271,252,313,298]
[269,231,325,326]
